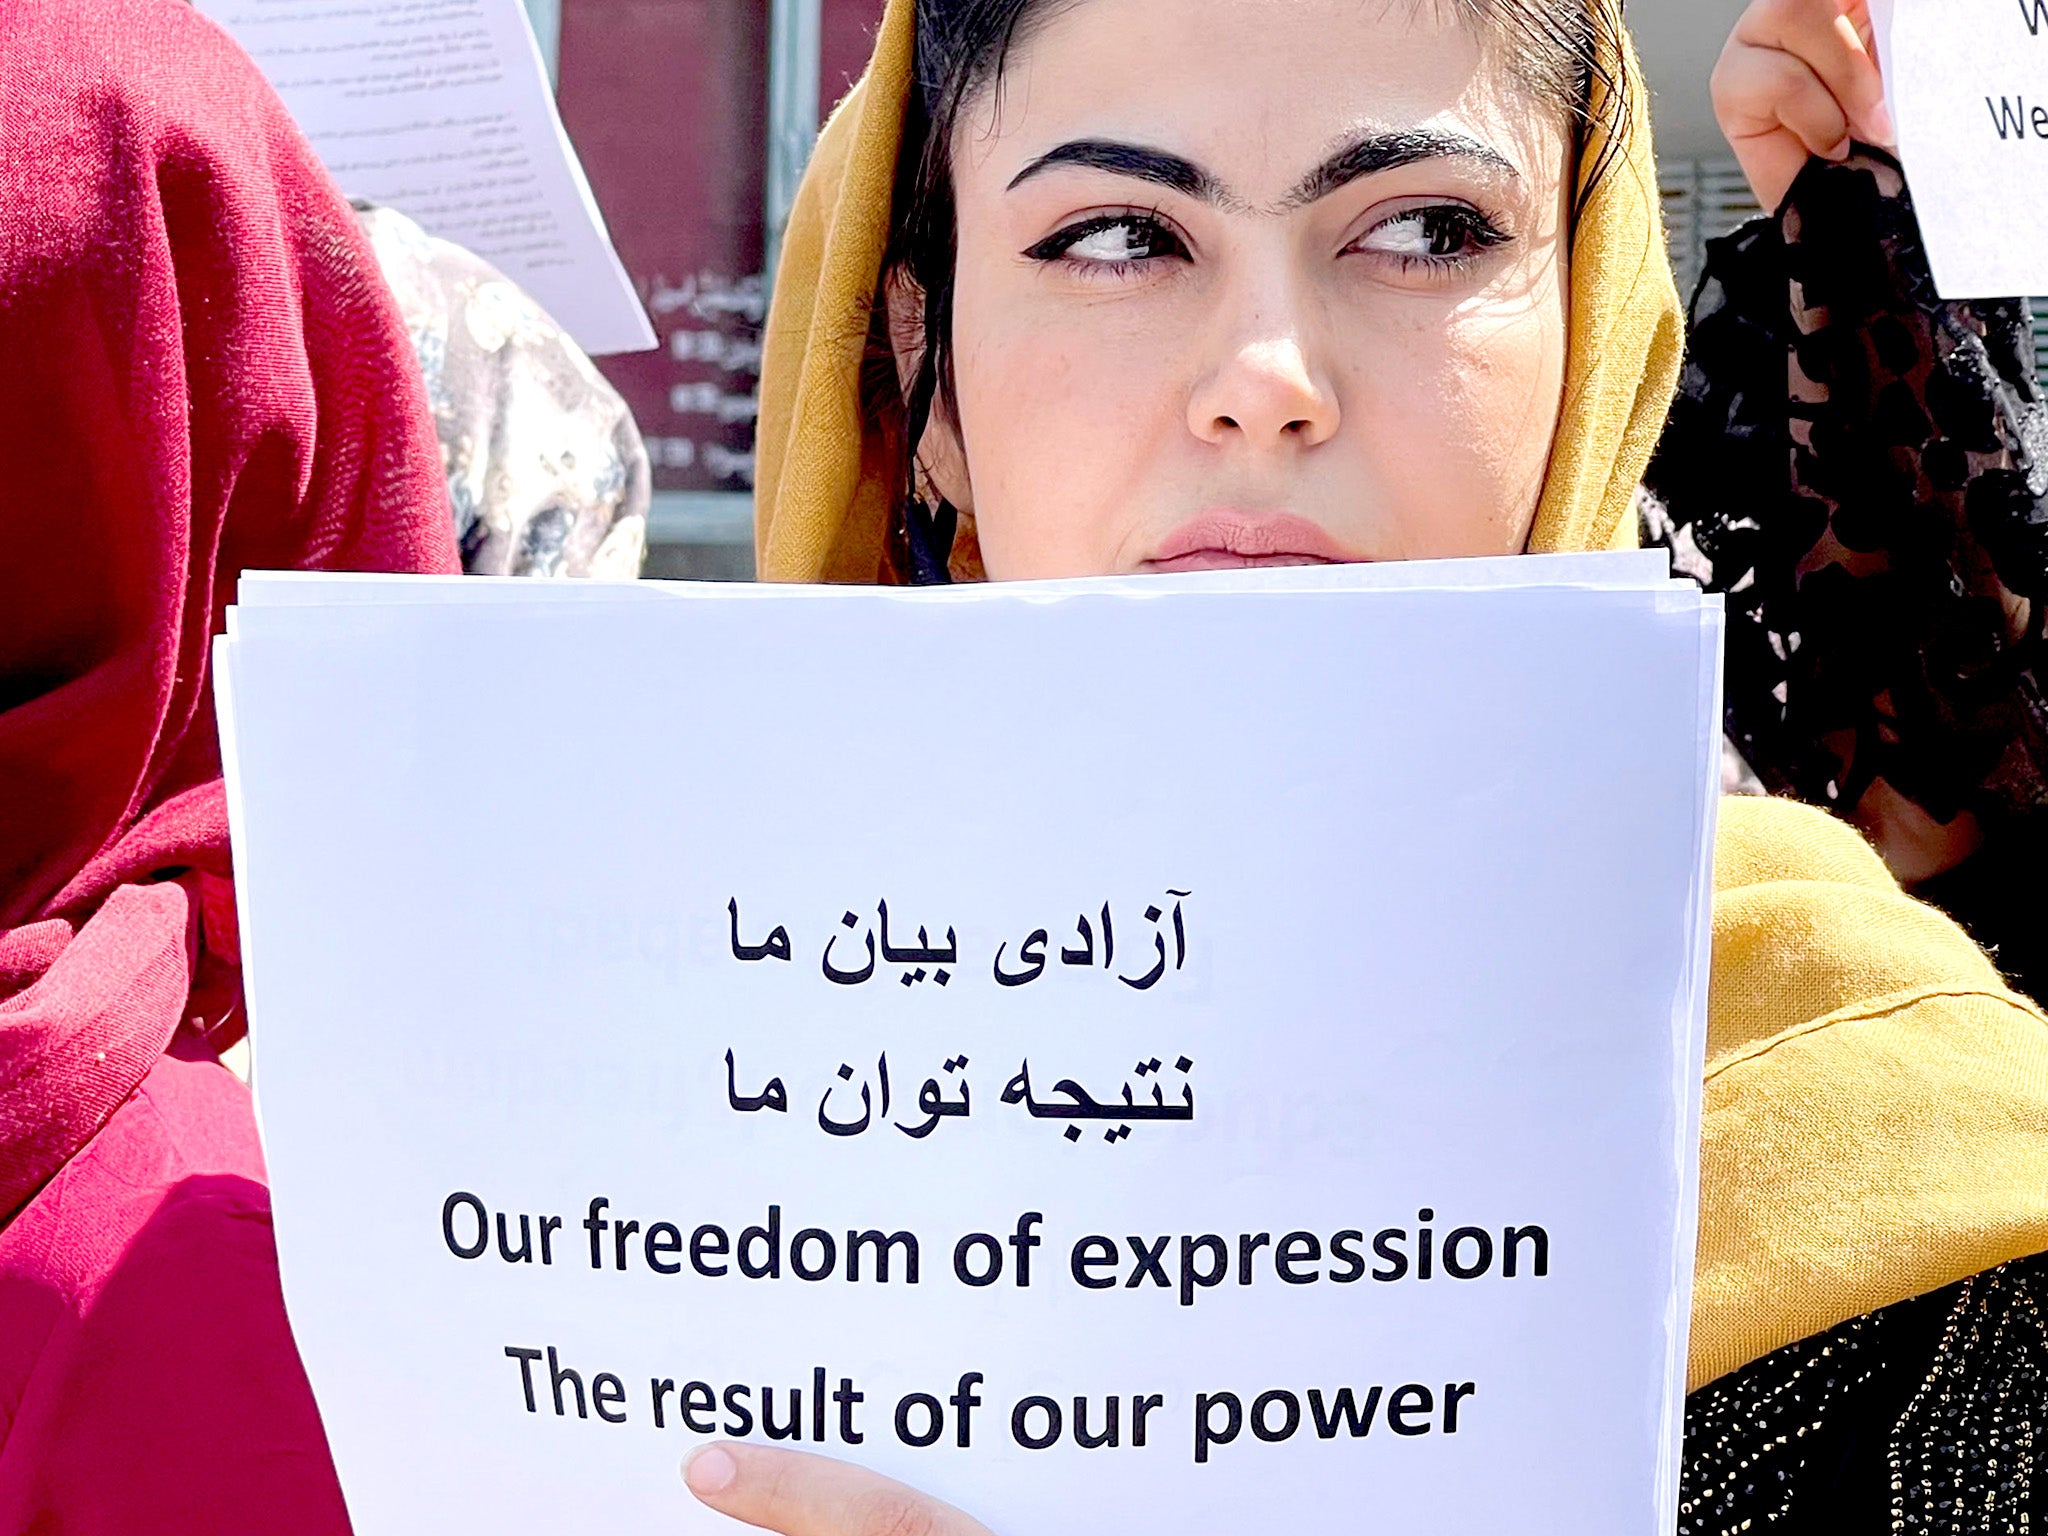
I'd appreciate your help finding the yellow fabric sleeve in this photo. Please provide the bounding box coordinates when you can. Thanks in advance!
[1696,797,2048,1386]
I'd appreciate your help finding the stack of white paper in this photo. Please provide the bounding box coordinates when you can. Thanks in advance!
[215,555,1723,1533]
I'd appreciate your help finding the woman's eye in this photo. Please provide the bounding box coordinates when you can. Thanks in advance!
[1352,206,1508,265]
[1027,214,1190,268]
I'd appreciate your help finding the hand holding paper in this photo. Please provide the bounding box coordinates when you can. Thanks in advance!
[1714,0,1894,210]
[685,1443,995,1535]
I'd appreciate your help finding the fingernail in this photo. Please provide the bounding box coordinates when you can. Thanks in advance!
[684,1445,738,1497]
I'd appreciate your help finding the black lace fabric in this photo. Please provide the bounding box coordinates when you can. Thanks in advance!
[1645,150,2048,997]
[1680,1255,2048,1532]
[1650,152,2048,1527]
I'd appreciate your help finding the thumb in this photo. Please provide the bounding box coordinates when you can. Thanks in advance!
[684,1443,993,1536]
[1836,0,1895,142]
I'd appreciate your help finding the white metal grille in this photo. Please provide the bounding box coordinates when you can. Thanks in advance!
[1658,154,1763,302]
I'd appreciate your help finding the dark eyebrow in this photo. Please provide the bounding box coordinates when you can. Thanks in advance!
[1286,127,1519,207]
[1005,127,1519,212]
[1006,139,1228,203]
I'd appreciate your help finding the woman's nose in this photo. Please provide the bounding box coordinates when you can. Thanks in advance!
[1186,333,1340,450]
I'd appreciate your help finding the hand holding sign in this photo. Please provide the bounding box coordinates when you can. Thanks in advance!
[1714,0,1896,210]
[685,1443,993,1536]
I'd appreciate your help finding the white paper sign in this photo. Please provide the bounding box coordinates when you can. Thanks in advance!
[218,570,1721,1532]
[200,0,655,355]
[1875,0,2048,298]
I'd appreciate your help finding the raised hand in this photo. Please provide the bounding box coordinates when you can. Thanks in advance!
[1713,0,1895,210]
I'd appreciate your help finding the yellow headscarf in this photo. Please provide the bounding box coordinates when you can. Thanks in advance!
[756,0,2048,1389]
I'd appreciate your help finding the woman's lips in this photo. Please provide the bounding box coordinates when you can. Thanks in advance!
[1140,512,1360,573]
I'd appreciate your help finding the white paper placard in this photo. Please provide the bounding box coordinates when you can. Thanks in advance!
[218,573,1721,1532]
[199,0,655,355]
[1873,0,2048,298]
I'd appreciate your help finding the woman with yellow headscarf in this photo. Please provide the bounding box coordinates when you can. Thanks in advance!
[685,0,2048,1529]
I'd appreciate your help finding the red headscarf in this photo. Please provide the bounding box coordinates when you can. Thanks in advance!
[0,0,460,1222]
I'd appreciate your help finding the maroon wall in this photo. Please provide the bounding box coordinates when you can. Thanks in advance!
[556,0,769,495]
[554,0,885,497]
[821,0,886,118]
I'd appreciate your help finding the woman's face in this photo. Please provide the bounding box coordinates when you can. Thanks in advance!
[914,0,1573,579]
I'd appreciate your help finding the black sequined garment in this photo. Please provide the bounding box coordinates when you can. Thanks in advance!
[1644,150,2048,1000]
[1680,1254,2048,1532]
